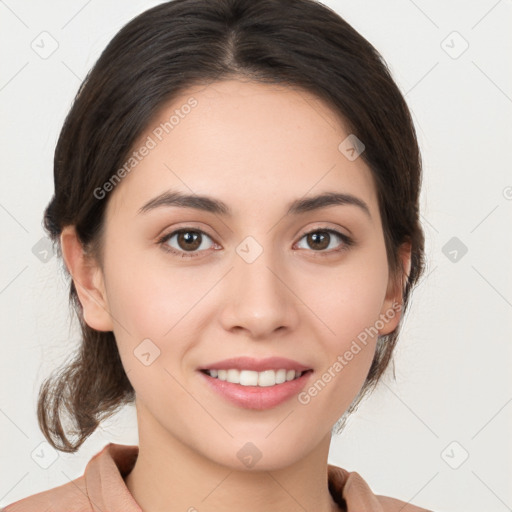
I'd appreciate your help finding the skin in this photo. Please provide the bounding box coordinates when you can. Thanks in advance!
[61,78,411,512]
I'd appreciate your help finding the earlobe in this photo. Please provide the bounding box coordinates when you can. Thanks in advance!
[378,241,412,336]
[60,226,114,332]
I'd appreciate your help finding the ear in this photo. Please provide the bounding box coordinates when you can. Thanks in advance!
[378,241,412,336]
[60,226,114,332]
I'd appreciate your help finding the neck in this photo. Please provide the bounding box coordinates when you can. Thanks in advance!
[125,405,341,512]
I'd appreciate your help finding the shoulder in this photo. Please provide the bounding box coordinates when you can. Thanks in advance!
[1,476,90,512]
[1,442,138,512]
[328,464,433,512]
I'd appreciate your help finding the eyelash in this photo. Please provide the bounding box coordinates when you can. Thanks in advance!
[157,226,354,259]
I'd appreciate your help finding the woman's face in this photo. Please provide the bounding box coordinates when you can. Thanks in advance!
[89,79,404,469]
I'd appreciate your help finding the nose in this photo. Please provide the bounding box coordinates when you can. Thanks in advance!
[218,247,300,340]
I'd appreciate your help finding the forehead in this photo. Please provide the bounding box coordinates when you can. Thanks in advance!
[106,79,379,222]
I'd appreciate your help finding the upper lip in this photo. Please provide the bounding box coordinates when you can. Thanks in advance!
[199,356,312,373]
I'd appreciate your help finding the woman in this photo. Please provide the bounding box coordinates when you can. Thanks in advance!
[2,0,431,510]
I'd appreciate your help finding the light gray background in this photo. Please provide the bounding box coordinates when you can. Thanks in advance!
[1,1,511,511]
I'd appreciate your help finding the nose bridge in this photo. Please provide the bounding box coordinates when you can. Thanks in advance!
[220,237,298,337]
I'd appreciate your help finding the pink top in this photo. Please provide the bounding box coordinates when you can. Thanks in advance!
[2,443,432,512]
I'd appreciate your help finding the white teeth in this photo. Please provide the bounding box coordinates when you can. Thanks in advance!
[227,369,239,383]
[275,369,287,384]
[240,370,258,386]
[258,370,275,387]
[206,368,304,386]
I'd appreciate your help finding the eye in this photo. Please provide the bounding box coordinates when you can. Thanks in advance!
[295,228,354,254]
[157,226,354,259]
[157,228,218,258]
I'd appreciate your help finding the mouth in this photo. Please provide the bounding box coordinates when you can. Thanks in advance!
[199,368,311,387]
[197,357,314,410]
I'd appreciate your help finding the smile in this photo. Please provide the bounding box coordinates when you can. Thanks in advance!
[201,368,307,387]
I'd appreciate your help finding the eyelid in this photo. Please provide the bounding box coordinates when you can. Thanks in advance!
[296,223,352,241]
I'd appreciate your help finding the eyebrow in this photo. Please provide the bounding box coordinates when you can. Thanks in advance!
[138,189,371,219]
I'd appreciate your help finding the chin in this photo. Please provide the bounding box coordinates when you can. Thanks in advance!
[200,434,314,472]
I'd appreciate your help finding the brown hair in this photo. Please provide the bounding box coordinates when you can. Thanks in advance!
[39,0,426,452]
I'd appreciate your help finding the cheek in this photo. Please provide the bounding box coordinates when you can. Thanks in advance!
[307,256,389,344]
[298,270,386,420]
[102,245,217,388]
[104,242,203,338]
[302,254,389,398]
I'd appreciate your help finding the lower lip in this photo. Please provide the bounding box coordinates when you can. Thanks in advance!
[198,370,313,410]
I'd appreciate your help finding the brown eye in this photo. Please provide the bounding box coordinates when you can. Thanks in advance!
[158,229,216,258]
[295,228,353,253]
